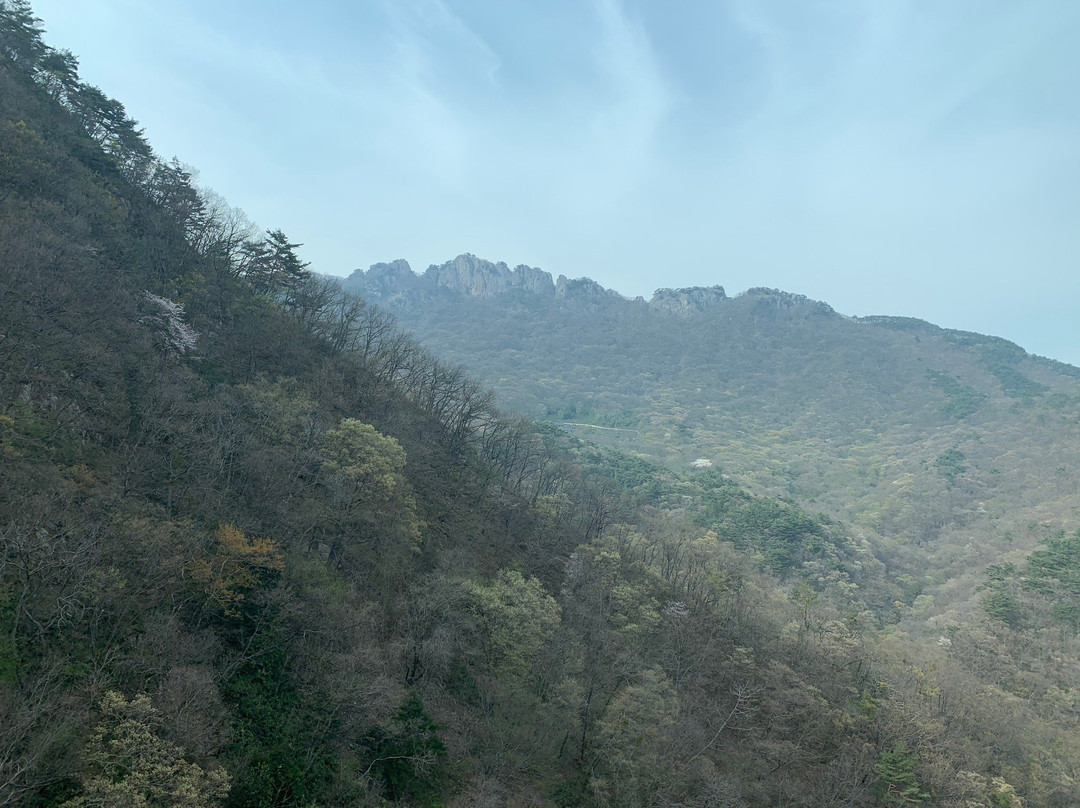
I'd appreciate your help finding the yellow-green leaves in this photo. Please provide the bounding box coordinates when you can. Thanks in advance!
[462,569,560,679]
[62,691,229,808]
[319,418,422,563]
[321,418,409,495]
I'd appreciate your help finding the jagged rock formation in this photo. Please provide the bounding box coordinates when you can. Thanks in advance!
[345,253,639,309]
[426,254,556,297]
[346,254,736,314]
[361,259,420,303]
[345,253,850,324]
[554,274,624,305]
[740,287,837,317]
[649,285,728,314]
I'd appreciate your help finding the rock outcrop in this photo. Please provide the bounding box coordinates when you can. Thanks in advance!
[738,288,836,317]
[346,254,840,321]
[353,259,419,302]
[347,253,634,308]
[554,274,624,306]
[649,285,727,315]
[423,254,555,297]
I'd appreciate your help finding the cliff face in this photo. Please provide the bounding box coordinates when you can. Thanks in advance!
[738,288,837,318]
[554,274,625,305]
[345,254,847,323]
[346,254,735,314]
[346,254,557,301]
[360,259,420,302]
[425,254,556,297]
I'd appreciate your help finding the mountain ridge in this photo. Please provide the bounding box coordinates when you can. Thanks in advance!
[347,253,744,314]
[346,254,1074,372]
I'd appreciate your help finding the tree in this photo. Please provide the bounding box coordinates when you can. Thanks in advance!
[188,523,283,619]
[874,741,928,806]
[0,1,45,65]
[365,694,447,806]
[590,667,679,808]
[242,228,309,298]
[61,691,229,808]
[462,568,560,679]
[265,228,309,287]
[319,419,422,570]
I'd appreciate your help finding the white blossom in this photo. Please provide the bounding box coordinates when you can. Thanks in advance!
[663,600,689,618]
[142,292,199,356]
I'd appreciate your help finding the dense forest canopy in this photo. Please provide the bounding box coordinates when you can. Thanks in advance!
[1,2,1078,807]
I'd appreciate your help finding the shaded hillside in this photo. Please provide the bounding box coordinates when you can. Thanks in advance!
[344,255,1080,607]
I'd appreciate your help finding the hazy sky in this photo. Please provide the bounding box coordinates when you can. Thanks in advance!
[30,0,1080,365]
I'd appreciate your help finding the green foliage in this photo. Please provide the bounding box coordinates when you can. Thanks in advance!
[578,446,673,503]
[1022,531,1080,598]
[874,741,928,805]
[981,531,1080,632]
[695,480,847,579]
[319,417,422,564]
[943,334,1050,398]
[222,628,336,808]
[988,776,1024,808]
[365,695,448,806]
[590,667,679,808]
[927,370,985,418]
[462,569,560,678]
[983,360,1047,398]
[321,418,410,495]
[934,447,968,484]
[982,589,1021,628]
[62,691,229,808]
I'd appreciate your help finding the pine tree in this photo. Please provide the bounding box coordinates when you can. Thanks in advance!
[874,741,928,805]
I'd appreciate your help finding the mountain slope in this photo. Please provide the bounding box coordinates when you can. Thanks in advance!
[344,255,1080,615]
[5,4,1080,806]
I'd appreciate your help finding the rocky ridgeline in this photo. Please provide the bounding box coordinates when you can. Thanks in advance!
[346,253,625,307]
[649,285,728,314]
[344,253,784,316]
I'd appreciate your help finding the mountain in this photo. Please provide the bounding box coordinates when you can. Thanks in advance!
[350,253,626,307]
[343,256,1080,584]
[5,4,1080,807]
[345,254,1080,795]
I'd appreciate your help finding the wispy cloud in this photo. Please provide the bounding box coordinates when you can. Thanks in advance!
[590,0,670,155]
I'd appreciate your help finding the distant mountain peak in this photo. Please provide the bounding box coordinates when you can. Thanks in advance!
[425,254,556,298]
[347,253,632,308]
[346,254,839,318]
[739,287,836,316]
[554,274,624,304]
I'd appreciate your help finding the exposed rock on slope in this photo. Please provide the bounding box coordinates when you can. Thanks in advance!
[346,254,740,313]
[649,285,728,314]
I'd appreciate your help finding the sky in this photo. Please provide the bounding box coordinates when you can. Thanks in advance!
[29,0,1080,365]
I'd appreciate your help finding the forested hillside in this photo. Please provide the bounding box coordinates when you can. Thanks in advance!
[345,256,1080,617]
[2,3,1078,806]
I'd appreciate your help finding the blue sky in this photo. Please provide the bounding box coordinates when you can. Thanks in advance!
[30,0,1080,365]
